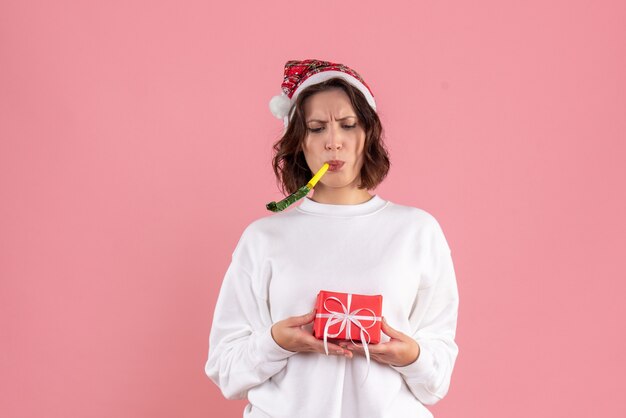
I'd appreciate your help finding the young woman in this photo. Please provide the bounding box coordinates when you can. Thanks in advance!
[205,59,459,418]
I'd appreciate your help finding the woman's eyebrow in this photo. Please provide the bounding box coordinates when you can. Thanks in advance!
[306,116,357,123]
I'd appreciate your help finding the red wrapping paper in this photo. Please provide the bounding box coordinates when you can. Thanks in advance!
[313,290,383,344]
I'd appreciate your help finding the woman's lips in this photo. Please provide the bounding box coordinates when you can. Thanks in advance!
[326,160,345,171]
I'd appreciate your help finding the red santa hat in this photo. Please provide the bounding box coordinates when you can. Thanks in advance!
[269,59,377,130]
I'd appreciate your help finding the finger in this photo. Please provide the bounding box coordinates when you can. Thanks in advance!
[381,317,406,340]
[341,346,383,362]
[306,336,351,356]
[344,341,384,355]
[286,309,316,326]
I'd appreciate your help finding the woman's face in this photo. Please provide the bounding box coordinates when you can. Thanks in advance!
[301,88,367,189]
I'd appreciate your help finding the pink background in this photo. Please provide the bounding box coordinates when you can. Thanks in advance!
[1,1,625,417]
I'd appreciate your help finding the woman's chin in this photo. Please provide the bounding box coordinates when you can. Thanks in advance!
[318,180,358,190]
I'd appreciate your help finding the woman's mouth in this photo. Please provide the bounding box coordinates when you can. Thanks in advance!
[326,160,345,172]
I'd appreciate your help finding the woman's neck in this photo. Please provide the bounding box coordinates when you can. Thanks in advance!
[309,187,374,205]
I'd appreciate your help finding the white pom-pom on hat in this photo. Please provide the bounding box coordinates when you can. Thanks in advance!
[269,92,292,120]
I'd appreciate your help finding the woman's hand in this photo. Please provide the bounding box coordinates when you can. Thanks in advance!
[338,317,420,367]
[271,309,353,358]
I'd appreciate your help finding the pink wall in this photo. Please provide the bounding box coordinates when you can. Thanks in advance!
[1,1,625,417]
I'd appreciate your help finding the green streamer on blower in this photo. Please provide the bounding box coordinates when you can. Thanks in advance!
[266,163,330,212]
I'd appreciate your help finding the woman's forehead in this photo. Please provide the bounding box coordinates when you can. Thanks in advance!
[304,92,356,119]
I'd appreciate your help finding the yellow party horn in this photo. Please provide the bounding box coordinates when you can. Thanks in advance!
[266,163,329,212]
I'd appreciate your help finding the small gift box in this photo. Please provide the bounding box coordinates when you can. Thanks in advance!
[313,290,383,346]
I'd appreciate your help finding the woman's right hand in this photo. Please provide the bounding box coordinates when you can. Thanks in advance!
[271,309,353,358]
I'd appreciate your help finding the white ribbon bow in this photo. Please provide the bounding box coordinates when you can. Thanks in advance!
[315,294,381,383]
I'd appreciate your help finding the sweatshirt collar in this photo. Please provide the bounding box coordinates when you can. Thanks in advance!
[296,194,389,217]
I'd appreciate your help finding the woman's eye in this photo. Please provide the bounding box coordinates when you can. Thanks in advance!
[307,125,356,133]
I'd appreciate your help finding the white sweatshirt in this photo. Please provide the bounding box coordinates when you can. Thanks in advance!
[205,194,459,418]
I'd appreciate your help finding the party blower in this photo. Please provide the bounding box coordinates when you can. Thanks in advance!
[266,163,329,212]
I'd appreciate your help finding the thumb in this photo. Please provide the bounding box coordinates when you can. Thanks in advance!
[381,317,405,339]
[289,309,316,326]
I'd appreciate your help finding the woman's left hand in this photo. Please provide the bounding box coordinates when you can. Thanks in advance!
[338,317,420,367]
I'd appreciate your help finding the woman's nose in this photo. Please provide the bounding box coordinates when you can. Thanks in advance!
[325,126,343,150]
[325,142,342,150]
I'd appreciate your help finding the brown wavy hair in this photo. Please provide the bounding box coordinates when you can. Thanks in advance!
[271,77,391,195]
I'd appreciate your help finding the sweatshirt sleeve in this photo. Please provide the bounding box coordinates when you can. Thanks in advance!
[390,218,460,405]
[204,225,297,400]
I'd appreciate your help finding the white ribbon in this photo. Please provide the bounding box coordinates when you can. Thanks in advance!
[315,294,381,383]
